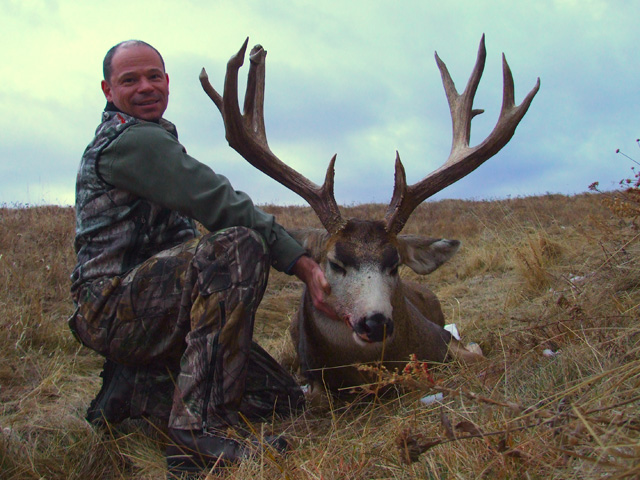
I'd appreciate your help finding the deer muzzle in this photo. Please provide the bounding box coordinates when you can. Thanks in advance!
[352,313,394,343]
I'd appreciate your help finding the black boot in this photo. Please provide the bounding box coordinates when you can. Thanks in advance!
[85,359,134,427]
[165,427,289,476]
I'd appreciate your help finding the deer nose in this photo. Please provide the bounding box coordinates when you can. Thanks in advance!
[355,313,394,343]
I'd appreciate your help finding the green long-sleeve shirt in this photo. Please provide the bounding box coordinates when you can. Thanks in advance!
[99,120,305,273]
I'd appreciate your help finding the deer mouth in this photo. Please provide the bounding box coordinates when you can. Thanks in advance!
[343,315,373,344]
[352,331,375,346]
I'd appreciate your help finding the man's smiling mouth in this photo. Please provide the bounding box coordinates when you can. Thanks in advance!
[138,99,159,106]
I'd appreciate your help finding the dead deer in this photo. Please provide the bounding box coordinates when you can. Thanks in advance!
[199,36,539,394]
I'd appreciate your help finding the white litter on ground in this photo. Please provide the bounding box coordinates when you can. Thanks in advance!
[420,392,444,405]
[543,348,560,357]
[444,323,461,340]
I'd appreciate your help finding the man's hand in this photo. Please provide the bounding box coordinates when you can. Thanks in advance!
[291,255,338,320]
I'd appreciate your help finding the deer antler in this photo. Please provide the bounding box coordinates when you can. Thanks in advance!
[384,35,540,234]
[199,38,346,234]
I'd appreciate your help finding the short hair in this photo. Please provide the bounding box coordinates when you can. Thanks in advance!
[103,40,165,83]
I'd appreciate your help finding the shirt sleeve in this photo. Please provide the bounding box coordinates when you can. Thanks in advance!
[99,121,306,272]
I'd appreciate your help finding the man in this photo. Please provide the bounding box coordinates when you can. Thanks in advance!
[69,39,334,475]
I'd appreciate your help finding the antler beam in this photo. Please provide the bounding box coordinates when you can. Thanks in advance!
[384,35,540,234]
[199,38,346,234]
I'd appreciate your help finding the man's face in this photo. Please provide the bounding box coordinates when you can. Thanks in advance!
[101,45,169,121]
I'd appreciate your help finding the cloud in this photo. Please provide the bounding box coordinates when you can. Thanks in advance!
[0,0,638,208]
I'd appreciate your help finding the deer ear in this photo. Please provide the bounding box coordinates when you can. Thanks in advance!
[287,228,330,262]
[397,236,460,275]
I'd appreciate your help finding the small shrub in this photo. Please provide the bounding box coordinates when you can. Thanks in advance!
[590,139,640,223]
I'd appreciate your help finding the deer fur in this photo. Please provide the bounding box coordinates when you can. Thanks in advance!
[289,220,480,394]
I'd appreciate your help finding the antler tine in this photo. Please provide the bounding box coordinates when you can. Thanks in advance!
[200,39,346,234]
[385,35,540,234]
[199,69,222,111]
[437,34,487,152]
[244,44,267,142]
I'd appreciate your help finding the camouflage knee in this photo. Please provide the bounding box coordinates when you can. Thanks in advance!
[189,227,270,329]
[169,227,273,429]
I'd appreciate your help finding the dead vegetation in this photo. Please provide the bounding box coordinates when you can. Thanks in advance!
[1,193,638,479]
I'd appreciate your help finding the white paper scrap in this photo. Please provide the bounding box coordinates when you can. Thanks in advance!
[444,323,461,340]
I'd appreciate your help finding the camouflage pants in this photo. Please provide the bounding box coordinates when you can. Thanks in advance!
[70,227,304,429]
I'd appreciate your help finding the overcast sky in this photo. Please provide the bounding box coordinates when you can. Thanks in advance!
[1,0,637,208]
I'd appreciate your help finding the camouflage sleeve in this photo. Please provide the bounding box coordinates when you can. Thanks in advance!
[99,122,305,273]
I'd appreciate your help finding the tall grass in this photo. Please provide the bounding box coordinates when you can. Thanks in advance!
[1,193,638,479]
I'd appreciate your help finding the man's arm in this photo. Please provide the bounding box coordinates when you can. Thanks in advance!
[100,121,305,272]
[101,120,338,318]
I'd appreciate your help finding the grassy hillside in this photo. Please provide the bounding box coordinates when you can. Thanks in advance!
[1,194,638,479]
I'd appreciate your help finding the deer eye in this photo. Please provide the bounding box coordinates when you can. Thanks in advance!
[329,261,346,275]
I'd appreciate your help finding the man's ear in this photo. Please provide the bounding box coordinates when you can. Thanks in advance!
[166,73,170,95]
[101,80,113,102]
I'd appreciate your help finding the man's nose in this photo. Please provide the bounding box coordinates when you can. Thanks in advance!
[137,78,154,92]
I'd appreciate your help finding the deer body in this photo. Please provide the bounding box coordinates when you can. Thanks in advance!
[292,290,446,391]
[288,220,466,391]
[200,36,539,393]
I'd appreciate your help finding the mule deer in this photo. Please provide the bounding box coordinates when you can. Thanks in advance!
[199,36,539,393]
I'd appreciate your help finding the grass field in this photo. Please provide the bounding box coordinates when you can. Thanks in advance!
[1,193,638,479]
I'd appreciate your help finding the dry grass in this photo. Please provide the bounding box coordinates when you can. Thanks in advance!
[1,193,638,479]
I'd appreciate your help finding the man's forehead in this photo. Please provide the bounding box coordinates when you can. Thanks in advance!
[112,45,165,73]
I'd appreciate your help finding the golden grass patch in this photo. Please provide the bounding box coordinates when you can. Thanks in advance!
[1,194,638,479]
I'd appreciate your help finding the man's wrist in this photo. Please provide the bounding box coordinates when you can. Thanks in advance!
[291,254,314,281]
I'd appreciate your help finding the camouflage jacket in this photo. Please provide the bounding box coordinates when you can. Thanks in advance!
[71,109,305,295]
[71,111,198,294]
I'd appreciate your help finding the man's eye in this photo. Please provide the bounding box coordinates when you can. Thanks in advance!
[329,261,346,275]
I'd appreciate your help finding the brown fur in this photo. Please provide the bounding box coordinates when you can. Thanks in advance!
[288,219,481,393]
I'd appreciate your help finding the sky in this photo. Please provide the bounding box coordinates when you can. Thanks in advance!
[1,0,638,208]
